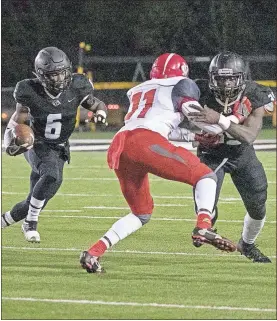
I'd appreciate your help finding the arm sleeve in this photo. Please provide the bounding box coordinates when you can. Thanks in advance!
[73,74,94,104]
[172,78,200,112]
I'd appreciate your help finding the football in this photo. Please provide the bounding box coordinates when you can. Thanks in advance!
[13,124,34,146]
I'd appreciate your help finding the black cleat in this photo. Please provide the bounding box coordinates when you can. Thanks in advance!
[80,251,104,273]
[192,227,237,252]
[237,238,271,263]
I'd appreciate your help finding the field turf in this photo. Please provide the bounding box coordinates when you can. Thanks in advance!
[1,151,276,320]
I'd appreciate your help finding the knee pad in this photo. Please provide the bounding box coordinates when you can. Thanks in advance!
[135,214,152,225]
[201,171,218,183]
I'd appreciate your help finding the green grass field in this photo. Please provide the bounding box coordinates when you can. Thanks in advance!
[1,151,276,320]
[70,127,276,140]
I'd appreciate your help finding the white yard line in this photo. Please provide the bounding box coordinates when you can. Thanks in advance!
[39,214,277,224]
[2,191,276,202]
[1,297,275,313]
[2,176,277,184]
[2,246,276,259]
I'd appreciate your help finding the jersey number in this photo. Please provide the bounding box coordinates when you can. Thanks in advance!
[45,114,62,139]
[125,89,157,121]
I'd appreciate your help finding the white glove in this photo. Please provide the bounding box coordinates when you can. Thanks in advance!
[169,127,195,142]
[94,110,107,124]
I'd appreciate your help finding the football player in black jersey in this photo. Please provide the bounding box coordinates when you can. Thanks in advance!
[2,47,107,242]
[170,52,275,263]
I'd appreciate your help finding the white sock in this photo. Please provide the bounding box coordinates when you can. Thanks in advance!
[26,196,45,222]
[242,212,266,244]
[101,213,143,248]
[194,177,216,214]
[1,211,15,228]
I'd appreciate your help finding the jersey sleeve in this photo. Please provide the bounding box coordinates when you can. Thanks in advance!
[72,74,94,102]
[245,82,274,109]
[13,80,32,106]
[172,78,200,112]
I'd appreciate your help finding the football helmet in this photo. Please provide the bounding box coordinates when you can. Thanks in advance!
[34,47,72,94]
[209,52,246,102]
[150,53,189,79]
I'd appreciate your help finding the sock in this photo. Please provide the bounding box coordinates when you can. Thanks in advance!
[194,177,216,214]
[196,213,212,229]
[26,196,45,222]
[88,213,143,257]
[242,212,266,244]
[1,211,15,228]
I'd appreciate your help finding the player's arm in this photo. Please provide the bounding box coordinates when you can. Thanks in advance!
[81,94,107,124]
[76,75,107,124]
[224,108,264,144]
[173,78,224,135]
[188,103,264,144]
[4,103,32,156]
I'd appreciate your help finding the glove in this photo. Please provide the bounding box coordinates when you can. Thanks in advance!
[6,137,32,156]
[94,110,107,124]
[194,133,221,148]
[232,96,252,123]
[169,127,195,142]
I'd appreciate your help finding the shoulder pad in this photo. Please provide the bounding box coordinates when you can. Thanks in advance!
[244,81,274,108]
[71,73,94,90]
[174,78,200,101]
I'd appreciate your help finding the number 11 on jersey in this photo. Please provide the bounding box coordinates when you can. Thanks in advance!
[125,88,157,121]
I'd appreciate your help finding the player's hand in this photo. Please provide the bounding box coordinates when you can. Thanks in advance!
[188,105,220,124]
[194,133,221,148]
[232,96,252,123]
[5,137,32,156]
[94,110,107,124]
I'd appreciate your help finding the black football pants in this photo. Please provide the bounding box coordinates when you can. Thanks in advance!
[9,144,65,223]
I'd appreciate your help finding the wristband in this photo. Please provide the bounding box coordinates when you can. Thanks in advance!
[218,114,231,130]
[227,115,240,124]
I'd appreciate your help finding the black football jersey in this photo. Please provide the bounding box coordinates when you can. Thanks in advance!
[194,79,273,157]
[13,73,93,144]
[196,79,273,115]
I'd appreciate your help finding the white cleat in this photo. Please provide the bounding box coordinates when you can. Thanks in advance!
[21,221,41,243]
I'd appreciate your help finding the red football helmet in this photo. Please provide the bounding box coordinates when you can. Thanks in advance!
[150,53,189,79]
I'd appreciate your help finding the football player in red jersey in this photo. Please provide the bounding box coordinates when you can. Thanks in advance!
[170,52,275,263]
[80,53,236,273]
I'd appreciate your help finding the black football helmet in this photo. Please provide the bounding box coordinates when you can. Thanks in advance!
[34,47,72,94]
[209,52,246,102]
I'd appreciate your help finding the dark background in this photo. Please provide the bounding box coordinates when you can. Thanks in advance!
[2,0,277,86]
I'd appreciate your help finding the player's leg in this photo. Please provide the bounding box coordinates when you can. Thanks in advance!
[195,154,228,227]
[231,151,270,263]
[80,156,153,273]
[1,170,40,228]
[192,165,225,248]
[124,130,236,252]
[22,148,65,242]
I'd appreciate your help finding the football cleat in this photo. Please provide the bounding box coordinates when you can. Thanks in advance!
[193,209,218,248]
[21,220,40,243]
[237,238,271,263]
[192,227,237,252]
[80,251,104,273]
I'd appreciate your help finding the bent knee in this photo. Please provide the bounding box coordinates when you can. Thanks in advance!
[135,213,152,225]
